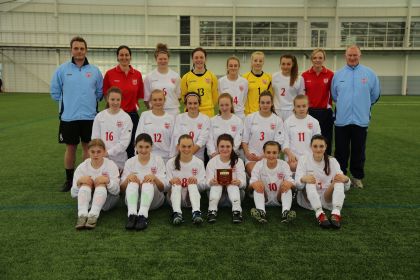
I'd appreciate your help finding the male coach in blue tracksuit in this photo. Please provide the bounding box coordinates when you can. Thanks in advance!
[331,45,380,189]
[51,36,103,192]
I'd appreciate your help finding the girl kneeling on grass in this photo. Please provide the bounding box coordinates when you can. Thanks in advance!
[249,141,296,224]
[295,134,350,229]
[166,134,206,225]
[206,134,246,224]
[71,139,120,230]
[120,133,167,231]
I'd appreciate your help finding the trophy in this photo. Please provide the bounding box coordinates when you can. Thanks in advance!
[216,168,233,186]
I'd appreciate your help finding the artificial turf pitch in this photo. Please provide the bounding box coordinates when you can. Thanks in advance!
[0,93,419,279]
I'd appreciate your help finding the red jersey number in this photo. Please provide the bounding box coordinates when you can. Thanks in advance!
[154,133,162,143]
[189,131,195,139]
[105,132,114,141]
[280,88,286,96]
[233,96,238,105]
[181,178,188,188]
[298,132,305,142]
[259,132,265,141]
[268,183,277,191]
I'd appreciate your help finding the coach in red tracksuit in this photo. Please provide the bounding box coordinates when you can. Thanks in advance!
[103,45,144,158]
[302,48,334,155]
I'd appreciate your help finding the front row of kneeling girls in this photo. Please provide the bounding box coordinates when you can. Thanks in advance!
[71,133,350,231]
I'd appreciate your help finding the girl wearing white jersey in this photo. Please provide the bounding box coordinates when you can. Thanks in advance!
[136,89,175,162]
[170,92,210,161]
[218,56,248,120]
[120,133,167,231]
[91,87,133,170]
[295,135,350,229]
[283,95,321,172]
[249,141,296,224]
[206,93,243,158]
[144,43,181,116]
[272,54,305,121]
[166,134,206,225]
[71,139,120,230]
[242,91,285,175]
[206,134,246,224]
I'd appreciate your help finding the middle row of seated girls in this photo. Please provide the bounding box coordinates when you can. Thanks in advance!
[72,133,350,232]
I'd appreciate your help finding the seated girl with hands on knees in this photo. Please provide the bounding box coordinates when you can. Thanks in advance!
[71,139,120,230]
[249,141,296,224]
[166,134,206,225]
[295,134,351,229]
[206,134,246,224]
[120,133,168,231]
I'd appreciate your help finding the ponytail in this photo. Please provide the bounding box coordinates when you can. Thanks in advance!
[174,134,194,171]
[280,54,298,87]
[310,134,330,175]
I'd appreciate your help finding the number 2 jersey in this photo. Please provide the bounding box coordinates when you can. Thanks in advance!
[166,155,206,191]
[249,158,294,206]
[272,72,305,112]
[91,109,133,169]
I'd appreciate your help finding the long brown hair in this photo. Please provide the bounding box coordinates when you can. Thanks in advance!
[218,93,235,114]
[311,134,330,175]
[259,90,276,115]
[154,43,169,59]
[216,134,238,168]
[105,87,122,109]
[280,54,298,87]
[174,134,194,171]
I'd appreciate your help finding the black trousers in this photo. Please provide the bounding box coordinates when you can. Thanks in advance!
[308,108,334,155]
[127,111,140,159]
[334,125,367,179]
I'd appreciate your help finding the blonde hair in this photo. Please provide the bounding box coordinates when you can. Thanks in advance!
[88,139,106,150]
[250,51,265,70]
[218,93,235,114]
[311,48,326,60]
[226,56,240,75]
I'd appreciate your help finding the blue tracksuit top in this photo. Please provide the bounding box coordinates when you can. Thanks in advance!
[50,58,103,121]
[331,64,380,127]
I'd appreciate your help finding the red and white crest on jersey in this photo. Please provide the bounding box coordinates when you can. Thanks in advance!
[262,79,267,85]
[102,171,109,177]
[205,78,211,84]
[132,79,137,85]
[197,123,203,129]
[171,78,176,84]
[86,72,92,78]
[308,122,313,129]
[361,78,368,84]
[239,85,244,91]
[192,168,198,176]
[151,167,157,174]
[231,125,237,132]
[164,122,171,129]
[117,121,123,128]
[323,78,329,84]
[271,123,276,130]
[277,173,284,180]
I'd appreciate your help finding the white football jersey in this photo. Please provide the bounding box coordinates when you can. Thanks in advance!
[206,114,243,156]
[295,154,351,193]
[218,75,248,118]
[283,114,321,159]
[136,110,175,160]
[249,158,294,206]
[242,112,285,157]
[272,72,305,111]
[166,156,206,192]
[71,158,120,198]
[91,109,133,169]
[170,112,210,161]
[121,154,169,191]
[143,68,181,111]
[205,155,246,189]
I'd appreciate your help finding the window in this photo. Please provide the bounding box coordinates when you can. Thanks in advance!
[410,22,420,47]
[180,16,190,46]
[199,21,233,47]
[235,21,297,47]
[311,22,328,47]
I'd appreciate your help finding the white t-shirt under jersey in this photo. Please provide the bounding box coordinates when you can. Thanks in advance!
[166,155,206,192]
[71,158,120,198]
[272,72,305,111]
[218,75,248,118]
[205,155,246,190]
[143,68,181,111]
[91,109,133,169]
[283,114,321,159]
[249,158,294,206]
[206,114,243,156]
[136,110,175,160]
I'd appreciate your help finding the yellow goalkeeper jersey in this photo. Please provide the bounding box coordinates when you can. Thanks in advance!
[243,71,273,115]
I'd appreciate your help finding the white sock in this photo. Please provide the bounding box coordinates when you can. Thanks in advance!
[253,191,266,212]
[89,186,107,218]
[187,184,201,213]
[331,183,345,216]
[125,182,139,216]
[306,184,323,218]
[227,185,242,212]
[171,184,182,213]
[208,185,222,211]
[77,185,92,217]
[138,183,155,218]
[281,189,292,212]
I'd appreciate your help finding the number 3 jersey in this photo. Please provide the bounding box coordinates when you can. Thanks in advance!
[136,110,175,161]
[249,158,294,206]
[91,109,133,169]
[166,156,206,192]
[242,112,284,157]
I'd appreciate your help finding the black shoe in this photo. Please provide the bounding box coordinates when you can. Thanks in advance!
[207,210,217,223]
[125,215,137,230]
[281,210,296,223]
[61,180,72,192]
[135,215,148,231]
[330,214,342,229]
[250,208,267,223]
[232,211,243,224]
[192,211,203,224]
[172,212,184,225]
[317,213,331,229]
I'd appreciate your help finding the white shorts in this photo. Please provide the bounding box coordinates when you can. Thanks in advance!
[296,190,333,211]
[101,194,120,211]
[124,184,165,211]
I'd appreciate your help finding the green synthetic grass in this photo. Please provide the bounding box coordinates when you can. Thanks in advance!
[1,93,419,280]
